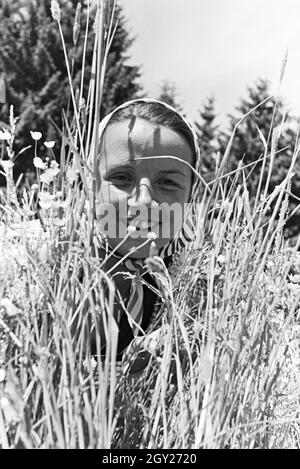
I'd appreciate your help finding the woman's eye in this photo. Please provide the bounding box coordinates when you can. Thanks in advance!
[110,174,132,186]
[158,178,180,190]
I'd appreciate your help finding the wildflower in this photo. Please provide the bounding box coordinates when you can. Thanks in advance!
[40,173,53,184]
[50,0,61,22]
[44,141,55,149]
[31,183,39,191]
[33,157,46,170]
[38,191,55,210]
[53,218,66,227]
[0,129,11,140]
[50,160,59,171]
[0,298,22,317]
[30,131,42,141]
[147,231,157,240]
[127,225,136,234]
[40,166,59,184]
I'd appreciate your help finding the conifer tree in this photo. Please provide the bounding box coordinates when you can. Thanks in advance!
[194,95,219,181]
[220,78,299,237]
[0,0,142,180]
[157,80,183,112]
[221,79,293,174]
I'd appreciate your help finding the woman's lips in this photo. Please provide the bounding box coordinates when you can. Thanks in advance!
[121,218,161,226]
[119,218,161,234]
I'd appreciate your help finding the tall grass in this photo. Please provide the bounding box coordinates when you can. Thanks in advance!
[0,0,299,449]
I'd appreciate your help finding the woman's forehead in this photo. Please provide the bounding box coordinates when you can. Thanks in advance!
[100,118,194,166]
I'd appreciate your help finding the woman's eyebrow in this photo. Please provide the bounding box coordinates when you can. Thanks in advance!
[106,162,134,171]
[158,169,189,178]
[104,164,190,178]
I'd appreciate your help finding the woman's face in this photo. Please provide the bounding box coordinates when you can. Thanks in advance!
[96,117,194,258]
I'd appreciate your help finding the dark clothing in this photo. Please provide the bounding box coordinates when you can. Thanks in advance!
[115,254,173,358]
[88,255,172,360]
[116,271,159,359]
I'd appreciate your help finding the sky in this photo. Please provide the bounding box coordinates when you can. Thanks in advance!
[121,0,300,126]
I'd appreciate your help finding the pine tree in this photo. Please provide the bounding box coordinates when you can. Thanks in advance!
[220,78,294,174]
[220,78,299,237]
[0,0,142,181]
[157,80,183,112]
[194,95,219,181]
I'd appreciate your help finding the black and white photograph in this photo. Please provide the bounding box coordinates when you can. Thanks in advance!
[0,0,299,451]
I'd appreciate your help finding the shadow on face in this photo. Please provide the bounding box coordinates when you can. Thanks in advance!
[96,118,194,258]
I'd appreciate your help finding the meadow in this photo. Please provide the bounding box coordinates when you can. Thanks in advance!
[0,0,299,449]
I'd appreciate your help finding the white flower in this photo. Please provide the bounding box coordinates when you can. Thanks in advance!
[44,140,55,149]
[50,160,59,171]
[127,225,136,234]
[40,166,59,184]
[52,218,65,227]
[0,129,11,140]
[0,298,22,317]
[38,192,55,210]
[30,131,42,141]
[53,197,70,210]
[40,173,53,184]
[147,231,157,240]
[33,157,46,170]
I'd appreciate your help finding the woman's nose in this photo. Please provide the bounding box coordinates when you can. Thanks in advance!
[128,178,153,207]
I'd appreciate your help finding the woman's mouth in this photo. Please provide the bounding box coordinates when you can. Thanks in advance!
[128,219,159,231]
[119,217,161,233]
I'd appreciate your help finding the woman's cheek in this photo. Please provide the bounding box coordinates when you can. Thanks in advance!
[95,183,127,238]
[97,182,126,205]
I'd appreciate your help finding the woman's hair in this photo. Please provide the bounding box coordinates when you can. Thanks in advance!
[106,101,197,163]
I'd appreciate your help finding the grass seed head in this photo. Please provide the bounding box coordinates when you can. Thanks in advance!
[50,0,61,22]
